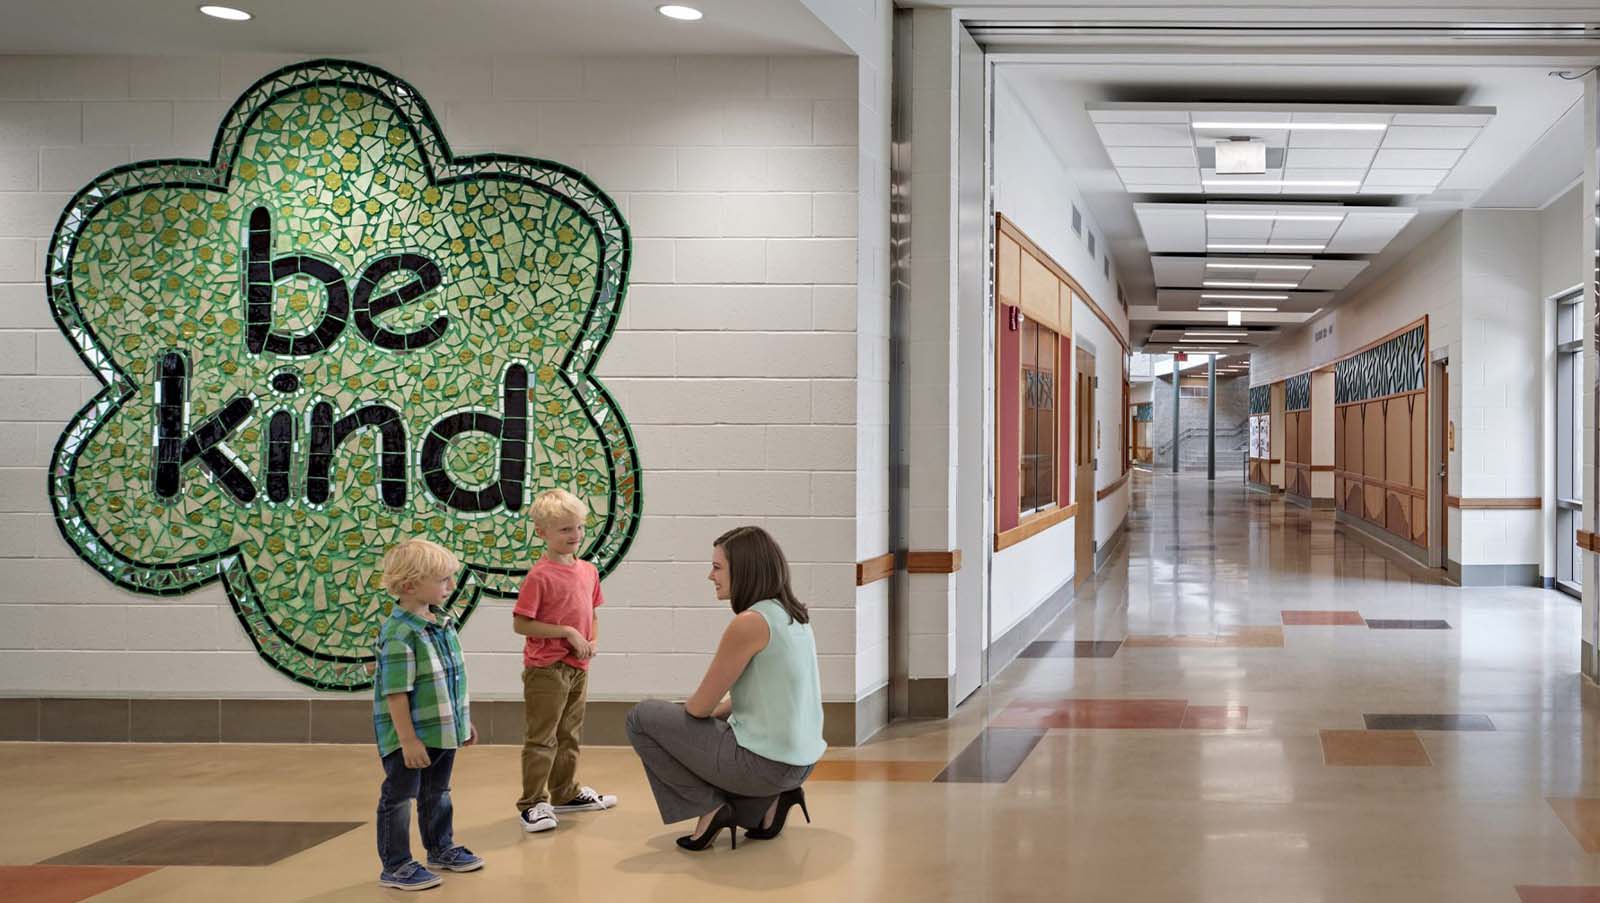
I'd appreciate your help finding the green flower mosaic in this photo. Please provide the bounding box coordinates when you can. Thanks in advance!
[46,60,641,691]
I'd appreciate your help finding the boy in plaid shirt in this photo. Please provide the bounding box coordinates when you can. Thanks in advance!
[372,538,483,891]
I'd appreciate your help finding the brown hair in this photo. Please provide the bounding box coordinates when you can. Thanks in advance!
[714,526,809,624]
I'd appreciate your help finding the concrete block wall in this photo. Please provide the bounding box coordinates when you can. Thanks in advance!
[0,52,866,704]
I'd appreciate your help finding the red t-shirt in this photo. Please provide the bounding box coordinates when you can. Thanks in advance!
[513,557,604,670]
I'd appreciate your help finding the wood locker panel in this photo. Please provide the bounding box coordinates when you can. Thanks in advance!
[1409,394,1427,492]
[997,232,1020,310]
[1412,497,1427,545]
[1020,250,1060,332]
[1297,412,1312,467]
[1385,398,1409,487]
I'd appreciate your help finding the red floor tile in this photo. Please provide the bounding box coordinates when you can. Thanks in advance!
[1180,704,1248,729]
[1547,799,1600,853]
[1516,887,1600,903]
[1281,610,1365,626]
[0,866,158,903]
[990,698,1189,729]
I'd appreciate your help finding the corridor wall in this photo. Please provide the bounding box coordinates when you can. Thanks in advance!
[1334,320,1429,553]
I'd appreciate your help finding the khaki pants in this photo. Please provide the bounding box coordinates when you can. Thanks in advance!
[516,662,587,811]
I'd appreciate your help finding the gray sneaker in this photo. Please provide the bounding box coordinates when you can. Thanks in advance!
[520,801,558,833]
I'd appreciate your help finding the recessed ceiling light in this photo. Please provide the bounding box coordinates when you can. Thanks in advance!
[1204,280,1301,289]
[1203,180,1361,190]
[199,4,252,20]
[1199,306,1279,312]
[1205,262,1314,270]
[657,4,703,20]
[1200,293,1289,301]
[1207,243,1326,251]
[1191,121,1387,132]
[1206,213,1346,222]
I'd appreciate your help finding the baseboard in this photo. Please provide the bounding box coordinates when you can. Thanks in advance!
[1094,519,1127,572]
[986,575,1077,690]
[1335,511,1430,567]
[0,695,878,747]
[1454,562,1542,587]
[906,678,952,719]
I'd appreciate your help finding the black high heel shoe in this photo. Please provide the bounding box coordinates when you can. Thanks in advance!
[745,787,810,841]
[676,804,738,851]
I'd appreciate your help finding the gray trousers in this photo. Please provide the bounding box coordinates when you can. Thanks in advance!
[625,699,814,828]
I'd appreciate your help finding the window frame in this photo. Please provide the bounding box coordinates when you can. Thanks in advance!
[1555,287,1583,597]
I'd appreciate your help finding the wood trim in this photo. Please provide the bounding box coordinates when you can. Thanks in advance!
[1578,529,1600,553]
[1096,471,1130,501]
[995,504,1076,552]
[1335,472,1426,499]
[996,213,1128,352]
[855,552,895,587]
[906,550,963,574]
[1310,464,1335,473]
[1446,496,1541,510]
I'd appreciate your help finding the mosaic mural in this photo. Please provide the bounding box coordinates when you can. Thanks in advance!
[1284,373,1310,412]
[1134,403,1153,422]
[1335,324,1426,404]
[46,59,641,691]
[1249,384,1269,415]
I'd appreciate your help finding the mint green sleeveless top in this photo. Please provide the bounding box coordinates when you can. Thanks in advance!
[728,599,826,766]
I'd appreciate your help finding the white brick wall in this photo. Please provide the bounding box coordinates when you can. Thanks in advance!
[0,52,863,703]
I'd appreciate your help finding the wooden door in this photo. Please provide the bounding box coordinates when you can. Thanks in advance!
[1439,363,1449,567]
[1076,348,1096,585]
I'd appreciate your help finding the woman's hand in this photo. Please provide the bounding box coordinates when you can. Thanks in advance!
[684,612,769,718]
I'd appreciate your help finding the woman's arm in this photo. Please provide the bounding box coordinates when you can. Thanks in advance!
[684,612,768,718]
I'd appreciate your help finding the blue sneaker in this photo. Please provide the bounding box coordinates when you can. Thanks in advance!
[426,846,484,873]
[378,861,443,891]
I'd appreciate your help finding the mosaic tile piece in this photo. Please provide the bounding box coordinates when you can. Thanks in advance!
[44,60,641,691]
[0,866,159,903]
[42,819,365,866]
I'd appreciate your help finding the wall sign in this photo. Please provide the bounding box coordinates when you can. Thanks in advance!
[46,59,641,690]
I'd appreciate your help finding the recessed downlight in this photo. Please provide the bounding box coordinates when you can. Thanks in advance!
[657,4,703,20]
[199,4,251,20]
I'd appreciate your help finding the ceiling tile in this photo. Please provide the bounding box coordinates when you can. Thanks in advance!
[1283,147,1375,169]
[1286,129,1386,149]
[1088,108,1190,124]
[1108,146,1199,167]
[1372,147,1463,169]
[1118,165,1204,186]
[1363,168,1447,187]
[1380,126,1481,149]
[1095,123,1194,147]
[1389,112,1493,127]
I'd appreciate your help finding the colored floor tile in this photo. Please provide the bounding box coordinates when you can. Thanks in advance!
[990,698,1189,729]
[933,728,1045,784]
[1516,888,1600,903]
[0,866,158,903]
[1179,704,1248,729]
[1363,713,1495,731]
[1281,610,1366,626]
[1019,640,1123,658]
[808,759,946,782]
[1319,729,1433,766]
[1122,626,1283,648]
[1546,799,1600,853]
[43,820,365,867]
[1366,619,1451,630]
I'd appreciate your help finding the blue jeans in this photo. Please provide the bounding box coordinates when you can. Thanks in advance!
[376,747,456,872]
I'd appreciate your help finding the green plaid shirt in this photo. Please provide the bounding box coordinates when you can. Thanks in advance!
[372,605,471,757]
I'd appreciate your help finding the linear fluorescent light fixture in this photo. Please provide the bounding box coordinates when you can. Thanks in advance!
[1204,280,1300,289]
[1179,338,1241,343]
[199,4,252,19]
[657,4,704,19]
[1185,331,1249,337]
[1200,293,1289,301]
[1203,180,1360,190]
[1191,121,1387,131]
[1207,243,1325,251]
[1199,306,1279,312]
[1205,262,1313,271]
[1206,213,1345,222]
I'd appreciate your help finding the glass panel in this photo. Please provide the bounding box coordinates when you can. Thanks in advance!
[1020,320,1058,514]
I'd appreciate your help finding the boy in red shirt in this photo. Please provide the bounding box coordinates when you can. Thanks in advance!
[513,489,619,833]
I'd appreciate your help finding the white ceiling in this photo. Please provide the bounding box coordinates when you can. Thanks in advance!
[1150,256,1368,292]
[1135,203,1417,254]
[997,58,1588,349]
[1090,103,1492,196]
[0,0,846,55]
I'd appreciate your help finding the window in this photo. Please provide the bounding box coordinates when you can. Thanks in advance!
[1555,289,1582,596]
[1020,318,1059,514]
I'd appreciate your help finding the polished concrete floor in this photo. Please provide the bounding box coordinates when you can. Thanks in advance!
[6,472,1600,902]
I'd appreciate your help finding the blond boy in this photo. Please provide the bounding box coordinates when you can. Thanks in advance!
[513,489,618,832]
[373,538,481,890]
